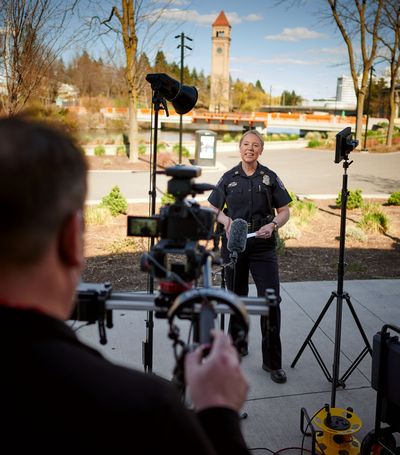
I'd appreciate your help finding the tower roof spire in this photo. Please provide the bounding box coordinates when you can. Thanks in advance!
[212,11,230,27]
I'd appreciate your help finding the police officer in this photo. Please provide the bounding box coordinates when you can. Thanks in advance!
[208,129,291,384]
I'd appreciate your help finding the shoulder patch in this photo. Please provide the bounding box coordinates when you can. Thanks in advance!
[276,176,286,190]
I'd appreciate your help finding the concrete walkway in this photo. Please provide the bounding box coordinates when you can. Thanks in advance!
[76,278,400,452]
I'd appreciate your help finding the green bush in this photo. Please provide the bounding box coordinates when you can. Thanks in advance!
[94,145,106,156]
[116,145,127,157]
[288,191,298,207]
[222,133,233,142]
[84,206,113,225]
[307,139,320,148]
[161,192,175,206]
[291,199,317,222]
[172,143,191,158]
[100,186,128,216]
[138,143,147,156]
[336,188,363,209]
[358,203,389,233]
[387,191,400,206]
[346,225,367,242]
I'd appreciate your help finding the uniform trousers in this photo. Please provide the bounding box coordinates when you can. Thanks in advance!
[222,236,282,370]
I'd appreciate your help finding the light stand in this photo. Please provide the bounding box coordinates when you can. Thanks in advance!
[142,73,198,373]
[290,128,372,408]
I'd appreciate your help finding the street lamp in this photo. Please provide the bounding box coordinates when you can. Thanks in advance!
[175,33,193,163]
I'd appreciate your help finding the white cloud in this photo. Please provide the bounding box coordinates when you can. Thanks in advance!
[156,9,261,26]
[152,0,190,5]
[265,27,327,42]
[243,14,263,22]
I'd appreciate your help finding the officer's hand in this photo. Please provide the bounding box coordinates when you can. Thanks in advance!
[255,223,275,239]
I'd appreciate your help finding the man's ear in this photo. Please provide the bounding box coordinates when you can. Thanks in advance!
[58,211,84,267]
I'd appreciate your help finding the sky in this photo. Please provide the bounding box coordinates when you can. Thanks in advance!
[73,0,387,102]
[149,0,352,101]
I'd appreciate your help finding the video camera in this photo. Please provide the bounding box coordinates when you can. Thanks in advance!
[127,165,216,287]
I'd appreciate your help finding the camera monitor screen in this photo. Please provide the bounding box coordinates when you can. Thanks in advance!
[127,216,159,237]
[335,127,352,163]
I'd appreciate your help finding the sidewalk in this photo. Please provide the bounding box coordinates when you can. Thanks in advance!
[76,278,400,452]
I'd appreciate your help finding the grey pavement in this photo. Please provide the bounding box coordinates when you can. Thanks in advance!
[76,279,400,452]
[87,144,400,203]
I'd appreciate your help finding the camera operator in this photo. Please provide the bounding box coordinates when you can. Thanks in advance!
[0,116,250,453]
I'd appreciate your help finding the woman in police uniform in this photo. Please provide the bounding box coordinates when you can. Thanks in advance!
[208,129,291,384]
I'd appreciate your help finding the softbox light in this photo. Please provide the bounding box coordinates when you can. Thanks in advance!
[146,73,198,115]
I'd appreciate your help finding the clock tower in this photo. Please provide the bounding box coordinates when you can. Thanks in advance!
[209,11,231,113]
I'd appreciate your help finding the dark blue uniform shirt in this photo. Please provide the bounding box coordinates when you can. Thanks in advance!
[208,162,291,227]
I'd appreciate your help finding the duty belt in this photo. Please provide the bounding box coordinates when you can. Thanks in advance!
[247,216,273,233]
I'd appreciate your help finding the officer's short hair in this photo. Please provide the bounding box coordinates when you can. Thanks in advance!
[239,130,264,148]
[0,115,87,266]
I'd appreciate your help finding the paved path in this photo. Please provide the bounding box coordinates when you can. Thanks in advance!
[87,145,400,203]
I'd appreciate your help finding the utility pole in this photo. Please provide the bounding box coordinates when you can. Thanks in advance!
[363,65,375,151]
[175,33,192,163]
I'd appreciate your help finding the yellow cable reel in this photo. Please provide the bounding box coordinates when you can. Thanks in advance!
[312,405,363,455]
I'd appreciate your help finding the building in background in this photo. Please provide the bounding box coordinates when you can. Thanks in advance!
[209,11,231,113]
[336,75,357,107]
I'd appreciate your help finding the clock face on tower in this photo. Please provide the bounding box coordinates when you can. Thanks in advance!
[216,47,223,54]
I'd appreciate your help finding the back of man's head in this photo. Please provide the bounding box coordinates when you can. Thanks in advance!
[0,116,87,267]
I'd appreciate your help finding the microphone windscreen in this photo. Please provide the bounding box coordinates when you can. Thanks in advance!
[227,219,248,253]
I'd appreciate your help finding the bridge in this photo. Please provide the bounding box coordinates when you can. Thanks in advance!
[95,107,368,133]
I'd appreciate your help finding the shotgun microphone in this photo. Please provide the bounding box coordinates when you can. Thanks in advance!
[227,219,248,265]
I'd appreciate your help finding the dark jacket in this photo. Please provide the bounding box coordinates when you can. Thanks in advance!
[0,306,249,454]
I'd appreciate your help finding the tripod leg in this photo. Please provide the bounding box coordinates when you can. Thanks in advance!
[291,292,336,368]
[339,293,372,383]
[344,293,372,354]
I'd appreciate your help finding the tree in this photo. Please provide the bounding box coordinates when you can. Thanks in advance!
[99,1,182,162]
[326,0,384,145]
[0,0,82,115]
[377,0,400,146]
[281,90,302,106]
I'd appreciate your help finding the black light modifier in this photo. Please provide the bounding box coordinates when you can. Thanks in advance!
[145,73,198,115]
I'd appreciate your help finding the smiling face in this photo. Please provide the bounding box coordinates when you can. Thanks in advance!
[239,132,264,165]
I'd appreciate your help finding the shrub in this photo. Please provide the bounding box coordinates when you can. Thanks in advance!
[157,142,167,152]
[172,143,191,158]
[275,234,285,255]
[161,192,175,205]
[291,199,317,223]
[107,236,138,254]
[387,191,400,206]
[336,188,363,209]
[305,131,322,141]
[222,133,233,142]
[307,139,321,148]
[358,203,389,233]
[100,186,128,216]
[94,145,106,156]
[346,225,367,242]
[84,206,113,226]
[279,219,301,240]
[116,145,127,157]
[288,191,298,206]
[138,143,147,156]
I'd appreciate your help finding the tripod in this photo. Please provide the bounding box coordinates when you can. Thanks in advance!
[290,154,372,407]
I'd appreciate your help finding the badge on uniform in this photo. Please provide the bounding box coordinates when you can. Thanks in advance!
[228,181,238,188]
[262,175,271,186]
